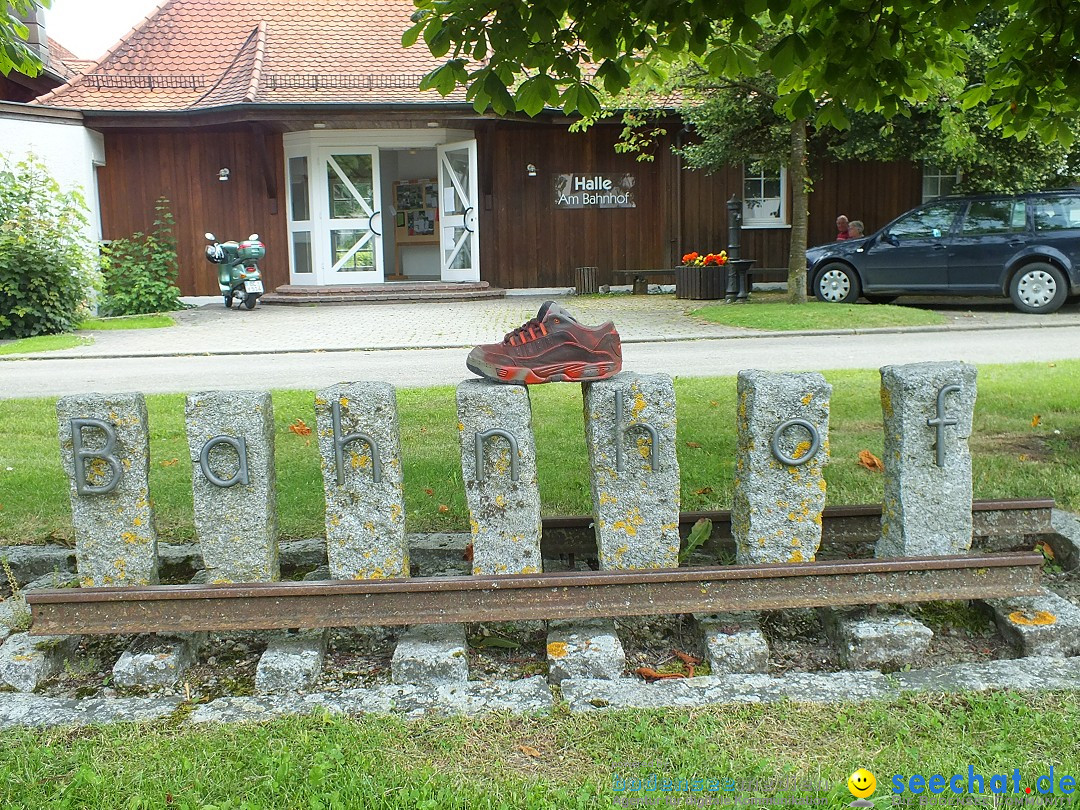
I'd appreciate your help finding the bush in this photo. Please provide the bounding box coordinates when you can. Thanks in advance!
[0,155,96,339]
[99,197,183,316]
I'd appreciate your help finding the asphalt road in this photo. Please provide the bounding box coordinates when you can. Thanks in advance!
[3,325,1079,398]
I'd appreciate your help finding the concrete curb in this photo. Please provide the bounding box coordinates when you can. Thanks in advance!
[4,317,1080,362]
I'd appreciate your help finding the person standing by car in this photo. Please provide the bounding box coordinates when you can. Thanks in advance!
[836,215,850,240]
[847,220,865,238]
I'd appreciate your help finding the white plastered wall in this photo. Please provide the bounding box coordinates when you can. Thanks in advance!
[0,103,105,242]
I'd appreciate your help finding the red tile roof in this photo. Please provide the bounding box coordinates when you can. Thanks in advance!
[36,0,466,111]
[47,37,93,80]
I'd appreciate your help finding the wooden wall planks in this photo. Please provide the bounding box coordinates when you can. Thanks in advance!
[97,128,287,296]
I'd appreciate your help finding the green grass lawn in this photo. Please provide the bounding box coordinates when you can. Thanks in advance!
[0,334,92,356]
[78,314,176,330]
[692,293,947,331]
[0,693,1077,808]
[1,361,1077,544]
[0,315,175,357]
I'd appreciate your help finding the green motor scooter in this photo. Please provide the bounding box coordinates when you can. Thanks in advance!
[204,232,266,309]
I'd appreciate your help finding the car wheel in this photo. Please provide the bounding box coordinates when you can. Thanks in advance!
[814,263,861,304]
[864,294,898,305]
[1010,262,1067,314]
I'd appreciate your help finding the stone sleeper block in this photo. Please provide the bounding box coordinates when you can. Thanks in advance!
[57,393,159,586]
[391,623,469,685]
[695,612,770,674]
[0,632,80,693]
[0,546,76,588]
[457,380,542,576]
[583,372,680,570]
[822,609,933,670]
[877,362,977,558]
[112,634,202,688]
[546,619,626,684]
[255,630,329,694]
[315,383,408,580]
[185,391,279,583]
[986,590,1080,658]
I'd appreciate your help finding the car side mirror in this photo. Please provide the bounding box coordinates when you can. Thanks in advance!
[884,233,900,247]
[205,232,216,241]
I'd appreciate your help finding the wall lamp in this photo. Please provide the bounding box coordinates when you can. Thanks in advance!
[218,168,231,182]
[526,163,537,177]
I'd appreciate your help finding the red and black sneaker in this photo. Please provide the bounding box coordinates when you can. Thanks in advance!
[466,301,622,384]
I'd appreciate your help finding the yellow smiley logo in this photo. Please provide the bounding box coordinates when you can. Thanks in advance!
[848,768,877,799]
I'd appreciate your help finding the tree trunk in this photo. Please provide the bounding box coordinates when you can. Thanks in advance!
[787,118,809,304]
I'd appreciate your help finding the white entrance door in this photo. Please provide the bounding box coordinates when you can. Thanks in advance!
[316,148,383,285]
[436,139,480,282]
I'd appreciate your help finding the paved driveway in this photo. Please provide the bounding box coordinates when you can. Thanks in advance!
[7,293,1080,359]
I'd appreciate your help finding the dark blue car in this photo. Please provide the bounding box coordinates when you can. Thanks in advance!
[806,191,1080,313]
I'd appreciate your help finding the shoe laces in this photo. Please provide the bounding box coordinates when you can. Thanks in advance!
[502,317,548,345]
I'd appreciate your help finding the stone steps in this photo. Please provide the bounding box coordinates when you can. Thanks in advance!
[260,281,505,305]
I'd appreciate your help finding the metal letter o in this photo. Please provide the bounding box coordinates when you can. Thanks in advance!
[769,418,821,467]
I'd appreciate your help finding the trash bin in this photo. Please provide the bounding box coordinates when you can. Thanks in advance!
[575,266,598,295]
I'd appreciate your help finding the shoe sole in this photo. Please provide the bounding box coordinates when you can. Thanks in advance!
[467,357,622,384]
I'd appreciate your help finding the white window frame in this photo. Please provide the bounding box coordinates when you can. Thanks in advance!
[741,162,789,228]
[922,163,962,202]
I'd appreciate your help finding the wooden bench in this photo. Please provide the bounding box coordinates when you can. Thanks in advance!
[612,269,677,294]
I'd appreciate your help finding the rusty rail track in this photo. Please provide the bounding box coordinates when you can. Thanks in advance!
[27,552,1042,636]
[538,498,1056,557]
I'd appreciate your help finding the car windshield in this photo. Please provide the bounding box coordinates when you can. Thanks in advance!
[886,201,963,240]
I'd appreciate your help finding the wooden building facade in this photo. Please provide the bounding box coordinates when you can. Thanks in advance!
[89,113,925,296]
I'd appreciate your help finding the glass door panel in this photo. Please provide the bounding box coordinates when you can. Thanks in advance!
[317,148,382,285]
[437,139,480,282]
[286,155,316,284]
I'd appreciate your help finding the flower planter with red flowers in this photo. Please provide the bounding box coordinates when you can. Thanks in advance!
[676,250,728,300]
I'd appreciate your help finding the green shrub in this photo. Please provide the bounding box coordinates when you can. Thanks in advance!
[0,154,96,339]
[99,197,183,316]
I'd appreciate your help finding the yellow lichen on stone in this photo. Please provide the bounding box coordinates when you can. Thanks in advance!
[314,397,327,406]
[818,479,827,492]
[613,509,644,536]
[495,494,507,508]
[631,389,648,419]
[791,440,812,460]
[390,503,402,522]
[339,397,350,408]
[636,436,652,460]
[789,550,805,562]
[458,422,465,432]
[547,641,568,658]
[520,565,541,574]
[329,515,340,528]
[350,451,371,470]
[880,386,893,418]
[599,492,617,506]
[801,393,814,406]
[470,518,480,535]
[1008,610,1057,626]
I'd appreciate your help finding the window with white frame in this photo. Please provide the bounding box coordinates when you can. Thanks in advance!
[922,163,961,202]
[742,162,788,226]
